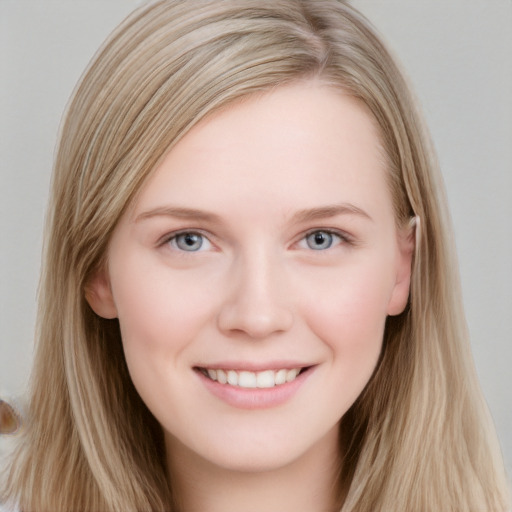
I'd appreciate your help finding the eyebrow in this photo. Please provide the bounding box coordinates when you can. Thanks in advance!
[134,203,372,224]
[291,204,373,223]
[134,206,222,224]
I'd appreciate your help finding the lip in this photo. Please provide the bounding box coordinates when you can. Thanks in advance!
[195,360,310,372]
[195,364,315,410]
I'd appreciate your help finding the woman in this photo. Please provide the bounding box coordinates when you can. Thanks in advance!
[1,1,510,511]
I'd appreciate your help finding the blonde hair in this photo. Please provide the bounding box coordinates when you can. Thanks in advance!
[2,1,509,510]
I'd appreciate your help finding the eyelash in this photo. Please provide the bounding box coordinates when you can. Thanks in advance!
[297,229,352,251]
[161,230,213,253]
[160,228,353,254]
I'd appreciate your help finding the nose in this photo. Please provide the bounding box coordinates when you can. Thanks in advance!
[216,250,294,339]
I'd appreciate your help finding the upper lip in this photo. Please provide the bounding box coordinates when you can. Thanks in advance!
[194,361,314,372]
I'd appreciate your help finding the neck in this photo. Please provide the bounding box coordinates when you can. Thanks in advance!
[166,426,342,512]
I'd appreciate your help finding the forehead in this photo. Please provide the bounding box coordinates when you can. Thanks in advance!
[129,81,391,223]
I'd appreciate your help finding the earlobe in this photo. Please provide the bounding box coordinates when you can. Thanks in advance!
[387,216,418,316]
[84,268,118,319]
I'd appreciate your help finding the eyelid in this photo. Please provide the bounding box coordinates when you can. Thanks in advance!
[159,229,215,251]
[294,228,353,250]
[156,227,354,252]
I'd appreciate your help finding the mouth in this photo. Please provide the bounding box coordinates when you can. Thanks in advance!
[195,366,310,389]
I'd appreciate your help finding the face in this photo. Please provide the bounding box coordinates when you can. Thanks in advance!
[87,81,413,474]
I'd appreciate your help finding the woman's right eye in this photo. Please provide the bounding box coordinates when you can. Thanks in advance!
[167,232,213,252]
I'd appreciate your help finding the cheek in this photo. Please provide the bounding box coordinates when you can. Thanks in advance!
[110,254,219,369]
[301,257,393,332]
[109,256,224,421]
[298,260,394,393]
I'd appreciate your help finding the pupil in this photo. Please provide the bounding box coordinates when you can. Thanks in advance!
[185,234,197,246]
[307,231,332,250]
[315,233,326,245]
[177,233,202,251]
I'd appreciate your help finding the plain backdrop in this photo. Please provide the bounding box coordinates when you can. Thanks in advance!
[1,0,511,473]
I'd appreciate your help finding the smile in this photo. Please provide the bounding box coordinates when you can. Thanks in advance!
[195,365,314,409]
[198,367,305,388]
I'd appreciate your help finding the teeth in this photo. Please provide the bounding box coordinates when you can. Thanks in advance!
[239,371,257,388]
[256,370,275,388]
[202,367,303,388]
[275,369,287,385]
[217,369,227,384]
[286,368,299,382]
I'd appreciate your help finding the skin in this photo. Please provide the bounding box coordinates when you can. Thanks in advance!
[87,80,414,512]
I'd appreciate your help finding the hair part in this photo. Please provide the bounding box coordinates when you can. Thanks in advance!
[2,1,509,511]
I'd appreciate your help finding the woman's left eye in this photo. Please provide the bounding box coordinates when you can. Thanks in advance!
[167,232,212,252]
[298,230,344,251]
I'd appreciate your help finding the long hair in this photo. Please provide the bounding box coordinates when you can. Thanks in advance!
[2,1,509,510]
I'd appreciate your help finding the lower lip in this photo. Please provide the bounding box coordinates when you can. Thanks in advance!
[196,368,314,410]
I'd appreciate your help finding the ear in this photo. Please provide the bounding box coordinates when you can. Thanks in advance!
[84,267,118,319]
[387,216,417,316]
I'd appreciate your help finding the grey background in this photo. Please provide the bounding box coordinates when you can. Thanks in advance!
[1,0,511,473]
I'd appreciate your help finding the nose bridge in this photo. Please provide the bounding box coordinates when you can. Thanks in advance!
[240,243,279,299]
[217,242,293,338]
